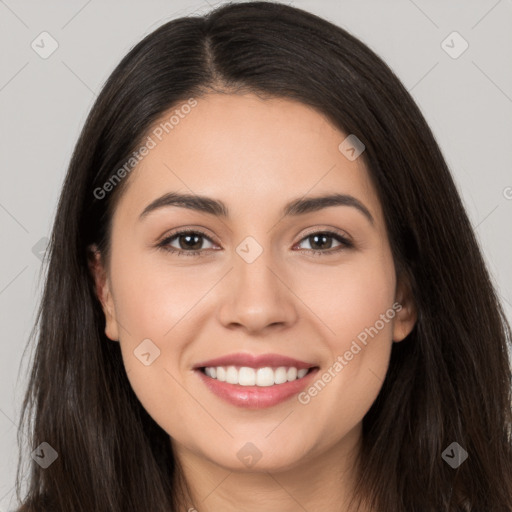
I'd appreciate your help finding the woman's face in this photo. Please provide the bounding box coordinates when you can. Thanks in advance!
[91,92,416,473]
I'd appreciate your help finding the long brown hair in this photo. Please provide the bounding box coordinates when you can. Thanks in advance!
[15,2,512,510]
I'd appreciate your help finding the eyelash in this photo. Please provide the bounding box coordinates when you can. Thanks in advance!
[156,228,353,257]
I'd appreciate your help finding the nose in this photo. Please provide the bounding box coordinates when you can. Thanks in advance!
[217,243,298,334]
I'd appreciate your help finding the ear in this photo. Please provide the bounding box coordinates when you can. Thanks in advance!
[87,244,119,341]
[392,274,417,343]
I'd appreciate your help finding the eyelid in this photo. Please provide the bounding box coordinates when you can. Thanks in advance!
[158,225,351,244]
[293,227,353,254]
[157,226,218,245]
[156,225,353,256]
[297,225,352,243]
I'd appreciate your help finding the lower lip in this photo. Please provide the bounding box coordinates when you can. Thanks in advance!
[195,367,319,409]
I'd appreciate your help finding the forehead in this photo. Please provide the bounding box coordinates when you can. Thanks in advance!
[114,93,383,227]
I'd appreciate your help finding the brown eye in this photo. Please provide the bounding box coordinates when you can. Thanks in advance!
[157,230,216,256]
[296,231,353,254]
[174,232,204,251]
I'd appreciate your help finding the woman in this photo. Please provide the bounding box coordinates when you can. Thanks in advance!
[14,1,512,511]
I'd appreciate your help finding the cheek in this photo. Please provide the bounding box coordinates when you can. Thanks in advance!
[108,248,220,432]
[333,255,397,379]
[294,251,396,425]
[295,248,396,347]
[109,244,212,344]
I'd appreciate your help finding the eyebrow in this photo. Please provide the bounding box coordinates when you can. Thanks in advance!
[138,191,374,225]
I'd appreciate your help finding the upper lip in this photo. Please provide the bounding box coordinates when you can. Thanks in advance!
[194,352,317,370]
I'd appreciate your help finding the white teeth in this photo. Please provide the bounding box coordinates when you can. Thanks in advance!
[274,367,288,384]
[239,366,256,386]
[226,366,238,384]
[256,367,274,387]
[216,366,226,382]
[202,366,311,386]
[204,367,217,379]
[298,368,308,378]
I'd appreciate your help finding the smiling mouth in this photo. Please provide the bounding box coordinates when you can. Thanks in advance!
[198,365,318,387]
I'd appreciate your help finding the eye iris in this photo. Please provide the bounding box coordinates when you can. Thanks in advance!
[310,233,332,250]
[168,231,343,253]
[180,233,202,250]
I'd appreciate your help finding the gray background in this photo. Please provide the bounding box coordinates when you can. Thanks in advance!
[1,0,511,508]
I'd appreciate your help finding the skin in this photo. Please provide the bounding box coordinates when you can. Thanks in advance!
[90,92,417,512]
